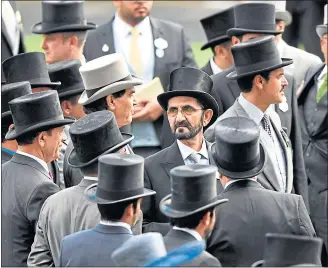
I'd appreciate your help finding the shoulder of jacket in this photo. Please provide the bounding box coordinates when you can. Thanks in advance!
[151,17,183,31]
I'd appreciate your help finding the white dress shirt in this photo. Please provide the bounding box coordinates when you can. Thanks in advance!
[210,57,223,75]
[112,13,155,83]
[84,176,98,181]
[99,220,133,234]
[173,226,203,241]
[2,1,20,55]
[317,65,327,92]
[16,150,49,173]
[238,94,287,192]
[177,139,209,165]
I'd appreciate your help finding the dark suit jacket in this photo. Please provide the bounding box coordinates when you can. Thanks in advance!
[201,61,213,76]
[206,68,309,207]
[59,224,134,267]
[1,153,59,266]
[207,180,316,267]
[298,63,327,192]
[164,229,221,267]
[83,16,197,149]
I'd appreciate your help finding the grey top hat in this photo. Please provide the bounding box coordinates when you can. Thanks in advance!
[227,36,293,80]
[78,53,143,105]
[316,4,328,38]
[85,154,156,204]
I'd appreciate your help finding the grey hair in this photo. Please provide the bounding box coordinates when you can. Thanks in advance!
[62,31,88,48]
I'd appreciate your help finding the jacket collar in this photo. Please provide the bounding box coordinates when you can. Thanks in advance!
[93,223,133,235]
[223,179,264,193]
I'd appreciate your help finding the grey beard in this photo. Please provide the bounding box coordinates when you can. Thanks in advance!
[175,122,203,140]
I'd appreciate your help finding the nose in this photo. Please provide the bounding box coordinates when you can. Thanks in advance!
[132,95,137,106]
[175,108,185,122]
[282,75,288,87]
[41,37,47,50]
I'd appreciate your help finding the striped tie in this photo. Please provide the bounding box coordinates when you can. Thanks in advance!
[317,73,327,103]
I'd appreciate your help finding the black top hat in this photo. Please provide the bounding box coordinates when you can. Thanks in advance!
[85,154,156,204]
[160,165,228,218]
[2,81,32,121]
[227,3,283,37]
[316,4,327,38]
[2,52,61,89]
[200,7,235,50]
[157,67,219,129]
[210,117,266,179]
[227,36,293,80]
[5,90,74,140]
[68,110,134,168]
[251,233,323,267]
[48,59,85,99]
[32,1,97,34]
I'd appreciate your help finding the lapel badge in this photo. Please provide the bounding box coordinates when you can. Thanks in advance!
[102,44,109,53]
[279,96,288,112]
[155,48,164,58]
[154,38,168,58]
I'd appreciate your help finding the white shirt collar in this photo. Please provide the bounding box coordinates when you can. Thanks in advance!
[224,178,257,189]
[210,57,223,75]
[173,226,203,241]
[318,65,327,81]
[276,39,285,56]
[238,94,266,125]
[114,12,151,36]
[99,220,133,234]
[16,150,49,173]
[84,176,98,181]
[177,139,209,161]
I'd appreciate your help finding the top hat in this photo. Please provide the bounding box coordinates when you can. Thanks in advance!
[68,110,134,168]
[200,7,235,50]
[227,3,283,37]
[2,52,61,89]
[316,4,328,38]
[5,90,74,140]
[48,59,85,99]
[1,81,32,121]
[251,233,323,267]
[227,36,293,80]
[157,67,219,129]
[32,1,97,34]
[85,154,156,204]
[160,165,228,218]
[210,117,266,179]
[78,53,143,105]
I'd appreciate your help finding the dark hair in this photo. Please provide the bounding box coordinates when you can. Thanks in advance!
[60,94,80,105]
[170,208,214,229]
[236,70,272,93]
[210,40,232,55]
[80,161,98,176]
[83,89,126,115]
[97,198,139,221]
[16,129,52,146]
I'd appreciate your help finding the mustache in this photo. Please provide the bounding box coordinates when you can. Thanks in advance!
[174,120,191,130]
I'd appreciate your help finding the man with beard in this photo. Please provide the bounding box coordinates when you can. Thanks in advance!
[160,164,227,266]
[142,67,220,227]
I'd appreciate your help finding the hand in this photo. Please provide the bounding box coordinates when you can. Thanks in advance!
[133,99,163,122]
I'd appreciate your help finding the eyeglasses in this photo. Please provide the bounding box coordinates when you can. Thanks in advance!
[167,105,204,117]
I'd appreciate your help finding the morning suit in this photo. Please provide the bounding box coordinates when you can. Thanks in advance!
[207,180,316,267]
[1,153,59,266]
[201,61,214,76]
[59,224,134,267]
[298,63,328,260]
[164,229,221,267]
[1,148,14,164]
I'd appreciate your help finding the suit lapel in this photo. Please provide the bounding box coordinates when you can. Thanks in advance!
[201,61,213,76]
[226,67,241,100]
[161,142,184,178]
[150,17,164,80]
[101,18,116,55]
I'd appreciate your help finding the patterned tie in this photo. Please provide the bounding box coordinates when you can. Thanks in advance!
[317,73,327,103]
[130,27,142,77]
[188,152,201,164]
[262,114,272,138]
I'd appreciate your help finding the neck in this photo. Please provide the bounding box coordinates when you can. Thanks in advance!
[242,92,269,112]
[179,132,204,152]
[213,55,231,70]
[17,145,48,163]
[275,34,283,44]
[2,140,18,152]
[194,225,206,239]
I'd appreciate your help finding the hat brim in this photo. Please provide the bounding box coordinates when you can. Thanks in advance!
[68,133,134,168]
[5,118,75,140]
[226,58,293,80]
[201,36,231,50]
[85,183,156,204]
[275,10,292,26]
[251,260,319,267]
[79,75,143,105]
[58,87,85,99]
[160,195,228,218]
[316,25,328,38]
[32,22,97,34]
[30,81,61,90]
[227,28,283,37]
[1,111,12,120]
[211,142,267,179]
[157,90,219,129]
[251,260,264,267]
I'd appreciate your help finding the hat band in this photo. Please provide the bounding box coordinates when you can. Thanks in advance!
[171,196,218,211]
[96,186,144,201]
[235,57,282,76]
[235,22,276,31]
[41,20,87,29]
[215,152,260,173]
[13,114,64,133]
[86,75,133,98]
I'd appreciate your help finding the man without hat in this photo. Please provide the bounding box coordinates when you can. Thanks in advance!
[160,164,227,266]
[205,3,309,207]
[142,67,221,227]
[298,5,328,264]
[207,117,315,267]
[28,110,143,266]
[32,1,96,64]
[1,81,32,164]
[58,154,156,266]
[1,90,74,266]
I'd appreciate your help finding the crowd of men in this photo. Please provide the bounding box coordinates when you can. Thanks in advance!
[1,0,327,267]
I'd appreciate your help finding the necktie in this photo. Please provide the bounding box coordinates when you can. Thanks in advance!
[188,152,201,164]
[130,27,142,77]
[317,73,327,103]
[262,114,272,138]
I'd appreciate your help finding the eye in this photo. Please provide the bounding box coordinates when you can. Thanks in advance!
[183,106,195,114]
